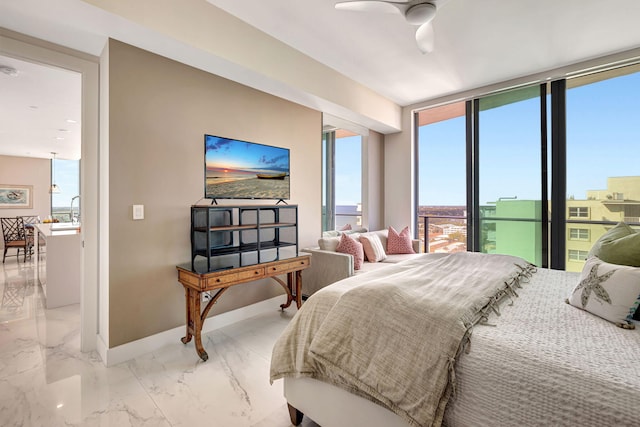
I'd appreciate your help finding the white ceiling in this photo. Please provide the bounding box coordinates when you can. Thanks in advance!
[1,0,640,157]
[206,0,640,106]
[0,54,81,160]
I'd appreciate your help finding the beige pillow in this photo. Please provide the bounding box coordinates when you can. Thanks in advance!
[318,236,341,252]
[360,233,387,262]
[566,257,640,328]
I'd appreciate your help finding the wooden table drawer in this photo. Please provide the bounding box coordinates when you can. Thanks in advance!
[207,273,239,287]
[237,267,264,281]
[268,258,310,274]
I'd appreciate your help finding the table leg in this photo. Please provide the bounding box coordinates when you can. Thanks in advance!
[295,270,303,309]
[192,290,208,361]
[181,287,208,361]
[279,272,295,310]
[181,287,193,344]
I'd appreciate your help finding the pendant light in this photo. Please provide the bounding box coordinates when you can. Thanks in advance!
[49,152,60,193]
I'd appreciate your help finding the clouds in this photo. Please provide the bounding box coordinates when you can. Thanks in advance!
[258,154,288,170]
[205,137,234,152]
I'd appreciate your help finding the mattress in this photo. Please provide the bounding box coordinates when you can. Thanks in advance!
[443,267,640,426]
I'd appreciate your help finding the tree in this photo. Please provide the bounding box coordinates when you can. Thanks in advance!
[449,232,465,242]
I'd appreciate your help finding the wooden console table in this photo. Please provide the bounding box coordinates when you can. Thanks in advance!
[176,254,310,361]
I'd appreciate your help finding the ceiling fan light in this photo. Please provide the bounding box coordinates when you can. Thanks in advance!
[416,22,435,54]
[405,3,436,25]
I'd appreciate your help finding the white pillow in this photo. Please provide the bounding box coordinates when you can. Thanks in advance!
[567,257,640,328]
[360,233,387,263]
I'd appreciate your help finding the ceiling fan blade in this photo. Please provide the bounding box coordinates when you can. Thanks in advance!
[335,1,409,15]
[416,22,435,53]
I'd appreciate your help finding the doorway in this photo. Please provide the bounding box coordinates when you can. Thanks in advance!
[0,30,99,353]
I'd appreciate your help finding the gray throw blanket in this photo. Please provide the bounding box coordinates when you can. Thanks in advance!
[271,252,535,427]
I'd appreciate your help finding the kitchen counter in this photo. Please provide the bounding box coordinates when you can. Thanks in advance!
[35,223,81,308]
[37,222,81,236]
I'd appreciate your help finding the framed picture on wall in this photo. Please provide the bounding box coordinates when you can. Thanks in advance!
[0,184,33,209]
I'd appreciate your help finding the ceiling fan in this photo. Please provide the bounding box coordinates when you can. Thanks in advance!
[334,0,447,53]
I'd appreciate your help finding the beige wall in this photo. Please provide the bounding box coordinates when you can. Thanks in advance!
[383,108,415,233]
[108,40,321,347]
[363,130,385,231]
[83,0,401,134]
[0,154,51,224]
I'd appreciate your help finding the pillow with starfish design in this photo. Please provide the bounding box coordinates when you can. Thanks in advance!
[567,257,640,329]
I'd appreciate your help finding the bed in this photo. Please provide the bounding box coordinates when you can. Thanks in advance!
[270,252,640,427]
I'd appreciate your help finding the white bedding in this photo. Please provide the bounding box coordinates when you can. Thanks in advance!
[273,259,640,426]
[443,267,640,426]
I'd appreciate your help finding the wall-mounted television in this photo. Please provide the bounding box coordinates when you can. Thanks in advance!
[204,134,290,201]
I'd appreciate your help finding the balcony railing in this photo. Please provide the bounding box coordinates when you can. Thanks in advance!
[335,213,362,229]
[419,215,640,255]
[419,215,468,253]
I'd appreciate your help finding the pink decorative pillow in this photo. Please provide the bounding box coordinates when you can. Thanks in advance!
[360,233,387,262]
[340,223,352,231]
[336,233,365,270]
[387,226,415,254]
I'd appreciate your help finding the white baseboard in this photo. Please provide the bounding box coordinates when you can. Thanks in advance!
[98,295,284,367]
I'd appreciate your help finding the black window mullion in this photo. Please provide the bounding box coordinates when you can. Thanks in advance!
[540,83,549,268]
[550,79,567,270]
[467,99,480,252]
[466,101,473,251]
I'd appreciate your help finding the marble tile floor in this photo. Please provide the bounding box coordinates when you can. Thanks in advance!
[0,257,319,426]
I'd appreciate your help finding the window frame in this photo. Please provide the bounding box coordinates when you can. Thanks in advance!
[568,228,589,240]
[568,207,590,218]
[568,249,589,262]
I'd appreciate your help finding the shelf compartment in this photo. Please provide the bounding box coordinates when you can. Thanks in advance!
[193,240,297,257]
[190,204,299,272]
[192,222,295,232]
[192,224,257,232]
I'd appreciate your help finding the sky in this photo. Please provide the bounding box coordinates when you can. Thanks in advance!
[418,71,640,206]
[334,135,362,205]
[51,159,80,209]
[205,135,289,174]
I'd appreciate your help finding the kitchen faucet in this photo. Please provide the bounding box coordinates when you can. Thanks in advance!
[70,195,81,224]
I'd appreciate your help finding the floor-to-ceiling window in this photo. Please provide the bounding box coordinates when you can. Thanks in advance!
[416,101,467,253]
[416,62,640,270]
[477,87,543,266]
[322,128,363,232]
[565,65,640,271]
[335,131,362,229]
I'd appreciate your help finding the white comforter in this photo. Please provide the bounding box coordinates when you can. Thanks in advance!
[271,253,536,427]
[443,267,640,427]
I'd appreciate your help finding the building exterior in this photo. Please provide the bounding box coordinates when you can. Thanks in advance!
[477,200,541,266]
[421,177,640,271]
[566,176,640,272]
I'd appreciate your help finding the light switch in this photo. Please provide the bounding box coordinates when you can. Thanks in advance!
[133,204,144,220]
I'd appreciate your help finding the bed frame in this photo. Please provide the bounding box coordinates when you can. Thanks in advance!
[284,377,410,427]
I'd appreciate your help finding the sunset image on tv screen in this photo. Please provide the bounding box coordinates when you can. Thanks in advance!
[204,134,290,200]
